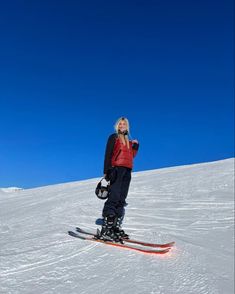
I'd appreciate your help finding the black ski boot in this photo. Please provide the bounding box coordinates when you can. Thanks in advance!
[98,215,119,242]
[113,217,129,240]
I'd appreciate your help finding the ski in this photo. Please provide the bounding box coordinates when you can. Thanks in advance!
[68,231,170,255]
[75,227,175,248]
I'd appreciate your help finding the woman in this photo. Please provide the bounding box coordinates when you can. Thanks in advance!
[99,117,139,242]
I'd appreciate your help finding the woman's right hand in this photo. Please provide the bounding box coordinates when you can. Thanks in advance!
[104,167,116,182]
[104,173,111,181]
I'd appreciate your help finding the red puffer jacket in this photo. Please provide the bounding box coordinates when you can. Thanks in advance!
[111,137,138,169]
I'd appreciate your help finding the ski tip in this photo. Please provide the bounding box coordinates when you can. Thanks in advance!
[160,248,171,254]
[75,227,83,232]
[68,230,80,237]
[68,230,73,236]
[160,241,175,248]
[164,241,175,247]
[148,248,171,255]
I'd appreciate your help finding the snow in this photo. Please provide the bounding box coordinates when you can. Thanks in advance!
[0,158,234,294]
[0,187,23,194]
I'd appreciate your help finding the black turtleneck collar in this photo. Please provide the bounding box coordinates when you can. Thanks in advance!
[118,130,128,135]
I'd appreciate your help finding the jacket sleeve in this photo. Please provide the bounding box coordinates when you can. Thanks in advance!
[103,134,116,174]
[132,142,139,158]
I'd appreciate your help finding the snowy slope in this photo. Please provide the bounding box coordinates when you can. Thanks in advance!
[0,158,234,294]
[0,187,23,193]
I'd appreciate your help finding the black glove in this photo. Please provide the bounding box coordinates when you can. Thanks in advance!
[105,167,117,183]
[104,173,110,181]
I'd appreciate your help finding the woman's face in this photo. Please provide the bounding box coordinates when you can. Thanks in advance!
[118,120,127,132]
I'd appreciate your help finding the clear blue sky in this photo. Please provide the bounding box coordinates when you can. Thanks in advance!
[0,0,234,188]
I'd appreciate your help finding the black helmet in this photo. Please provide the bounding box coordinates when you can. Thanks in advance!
[95,178,110,200]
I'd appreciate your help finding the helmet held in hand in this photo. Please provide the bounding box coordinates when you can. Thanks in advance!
[95,178,110,200]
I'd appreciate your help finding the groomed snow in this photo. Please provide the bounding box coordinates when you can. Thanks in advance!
[0,158,234,294]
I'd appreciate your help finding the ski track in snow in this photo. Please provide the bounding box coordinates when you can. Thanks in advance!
[0,158,234,294]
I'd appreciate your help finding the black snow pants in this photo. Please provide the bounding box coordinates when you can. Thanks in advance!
[102,166,131,218]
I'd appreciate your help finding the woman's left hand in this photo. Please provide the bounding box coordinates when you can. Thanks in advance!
[132,139,139,144]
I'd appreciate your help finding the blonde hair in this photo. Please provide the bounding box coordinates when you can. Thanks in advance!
[114,117,130,134]
[114,117,130,148]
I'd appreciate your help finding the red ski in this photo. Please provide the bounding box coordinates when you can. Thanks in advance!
[68,231,171,255]
[76,227,175,248]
